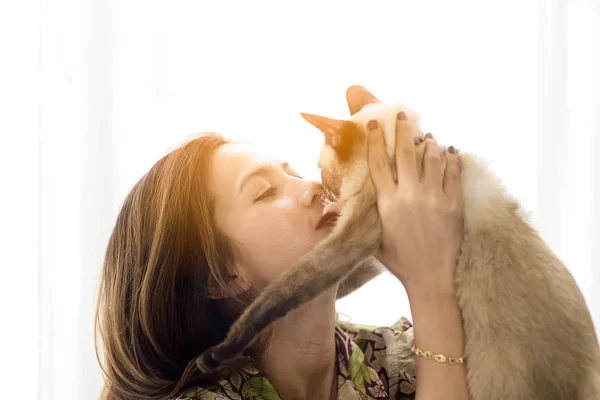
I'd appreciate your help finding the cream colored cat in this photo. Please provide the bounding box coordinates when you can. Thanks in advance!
[197,102,600,399]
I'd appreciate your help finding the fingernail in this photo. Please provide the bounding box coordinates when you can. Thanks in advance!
[414,137,421,145]
[397,111,407,120]
[368,120,378,130]
[448,145,456,154]
[425,133,434,139]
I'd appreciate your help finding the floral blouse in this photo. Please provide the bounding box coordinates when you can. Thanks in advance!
[173,317,417,400]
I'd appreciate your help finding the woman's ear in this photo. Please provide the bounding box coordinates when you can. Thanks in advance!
[207,273,252,299]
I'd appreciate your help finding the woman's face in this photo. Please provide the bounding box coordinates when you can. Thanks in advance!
[210,143,332,290]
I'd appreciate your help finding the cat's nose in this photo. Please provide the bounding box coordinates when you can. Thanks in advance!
[299,182,323,208]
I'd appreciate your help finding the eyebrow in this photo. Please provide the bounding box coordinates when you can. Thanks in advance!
[238,161,290,194]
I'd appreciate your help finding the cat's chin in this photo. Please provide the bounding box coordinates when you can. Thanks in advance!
[315,212,339,230]
[322,200,346,215]
[315,199,347,230]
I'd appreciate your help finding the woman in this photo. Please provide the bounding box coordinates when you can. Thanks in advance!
[95,86,469,400]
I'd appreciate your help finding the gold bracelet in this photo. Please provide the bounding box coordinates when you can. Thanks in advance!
[410,345,465,365]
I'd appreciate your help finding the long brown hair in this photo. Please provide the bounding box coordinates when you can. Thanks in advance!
[95,133,254,399]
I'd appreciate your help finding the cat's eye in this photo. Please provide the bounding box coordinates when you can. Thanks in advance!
[254,187,277,202]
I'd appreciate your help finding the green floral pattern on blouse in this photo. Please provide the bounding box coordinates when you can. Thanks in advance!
[173,317,416,400]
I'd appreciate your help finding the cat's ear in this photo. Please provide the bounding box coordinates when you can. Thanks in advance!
[300,113,347,148]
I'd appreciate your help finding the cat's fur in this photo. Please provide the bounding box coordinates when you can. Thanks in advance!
[197,102,600,399]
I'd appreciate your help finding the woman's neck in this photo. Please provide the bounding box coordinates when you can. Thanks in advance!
[257,288,339,400]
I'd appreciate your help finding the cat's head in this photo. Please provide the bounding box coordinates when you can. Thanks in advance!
[300,113,365,200]
[301,103,422,208]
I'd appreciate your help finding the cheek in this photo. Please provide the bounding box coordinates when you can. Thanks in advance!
[227,208,320,285]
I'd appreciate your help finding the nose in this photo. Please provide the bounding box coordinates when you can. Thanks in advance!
[298,181,323,208]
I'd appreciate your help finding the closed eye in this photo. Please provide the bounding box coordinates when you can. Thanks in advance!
[283,163,303,179]
[254,186,278,203]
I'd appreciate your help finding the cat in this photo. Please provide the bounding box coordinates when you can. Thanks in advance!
[196,101,600,399]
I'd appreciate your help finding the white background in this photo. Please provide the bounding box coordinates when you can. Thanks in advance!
[1,0,599,398]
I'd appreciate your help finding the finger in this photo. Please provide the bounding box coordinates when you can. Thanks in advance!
[443,146,463,202]
[366,120,395,198]
[394,111,418,188]
[414,134,426,179]
[422,134,445,192]
[346,85,380,116]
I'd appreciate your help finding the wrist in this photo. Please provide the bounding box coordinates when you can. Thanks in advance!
[407,287,465,355]
[407,288,461,319]
[403,277,458,304]
[388,256,459,296]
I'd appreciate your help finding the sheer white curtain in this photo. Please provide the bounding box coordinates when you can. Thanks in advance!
[1,0,598,398]
[537,0,600,328]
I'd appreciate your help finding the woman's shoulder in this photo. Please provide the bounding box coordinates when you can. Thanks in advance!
[174,318,416,400]
[171,362,279,400]
[169,386,223,400]
[171,378,279,400]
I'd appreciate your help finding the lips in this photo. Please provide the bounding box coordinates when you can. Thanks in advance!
[316,212,339,230]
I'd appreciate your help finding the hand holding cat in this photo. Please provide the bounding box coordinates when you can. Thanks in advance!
[345,86,464,298]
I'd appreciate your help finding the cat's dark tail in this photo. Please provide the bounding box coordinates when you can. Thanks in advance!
[195,204,380,374]
[337,258,382,298]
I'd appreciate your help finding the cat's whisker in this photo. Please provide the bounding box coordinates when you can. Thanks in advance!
[316,187,338,210]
